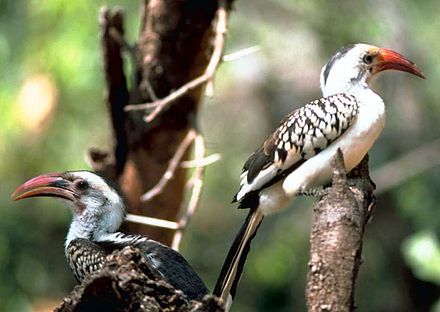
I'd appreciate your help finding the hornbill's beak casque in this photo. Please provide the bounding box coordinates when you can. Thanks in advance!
[373,48,425,79]
[11,173,76,202]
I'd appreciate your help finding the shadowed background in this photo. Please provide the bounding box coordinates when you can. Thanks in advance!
[0,0,439,311]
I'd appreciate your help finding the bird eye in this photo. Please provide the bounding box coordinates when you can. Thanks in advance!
[75,180,89,190]
[363,54,373,64]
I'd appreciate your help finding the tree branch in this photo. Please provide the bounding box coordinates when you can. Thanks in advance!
[140,129,197,202]
[88,7,129,179]
[55,247,224,312]
[116,0,231,245]
[124,0,229,123]
[306,150,376,312]
[172,133,207,251]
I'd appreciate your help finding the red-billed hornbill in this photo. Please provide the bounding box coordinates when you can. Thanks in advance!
[214,43,425,307]
[11,170,208,301]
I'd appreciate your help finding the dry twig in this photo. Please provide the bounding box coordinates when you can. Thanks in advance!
[108,26,135,54]
[222,45,261,62]
[140,129,197,202]
[124,132,215,251]
[172,133,207,251]
[124,0,229,122]
[125,213,179,230]
[124,131,215,251]
[180,153,221,168]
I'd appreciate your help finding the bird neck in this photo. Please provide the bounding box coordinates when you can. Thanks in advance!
[64,200,126,250]
[65,213,121,250]
[322,79,369,98]
[65,215,98,249]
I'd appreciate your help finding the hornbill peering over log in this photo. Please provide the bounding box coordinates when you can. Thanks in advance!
[214,43,425,309]
[11,170,208,301]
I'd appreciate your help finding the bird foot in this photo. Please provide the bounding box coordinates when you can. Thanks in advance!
[297,188,328,198]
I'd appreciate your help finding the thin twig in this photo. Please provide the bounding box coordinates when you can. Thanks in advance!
[140,129,197,202]
[124,0,229,123]
[180,153,221,168]
[109,26,136,56]
[143,77,158,101]
[172,133,206,251]
[372,137,440,195]
[223,45,261,62]
[125,213,179,230]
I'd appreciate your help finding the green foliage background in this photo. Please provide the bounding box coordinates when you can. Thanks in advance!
[0,0,439,311]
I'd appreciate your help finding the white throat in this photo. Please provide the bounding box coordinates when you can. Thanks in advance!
[64,199,125,251]
[65,215,97,250]
[322,79,368,98]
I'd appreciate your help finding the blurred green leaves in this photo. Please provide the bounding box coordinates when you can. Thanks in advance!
[404,231,440,284]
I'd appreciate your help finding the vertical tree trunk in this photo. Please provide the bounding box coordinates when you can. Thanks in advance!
[306,151,376,312]
[95,1,226,245]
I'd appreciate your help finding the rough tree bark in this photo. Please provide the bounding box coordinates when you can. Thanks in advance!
[55,248,224,312]
[89,0,231,245]
[306,150,376,312]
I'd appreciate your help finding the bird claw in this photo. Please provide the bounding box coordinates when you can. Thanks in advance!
[297,188,328,198]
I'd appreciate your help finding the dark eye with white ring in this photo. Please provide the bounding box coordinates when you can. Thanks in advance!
[76,180,89,190]
[363,54,373,64]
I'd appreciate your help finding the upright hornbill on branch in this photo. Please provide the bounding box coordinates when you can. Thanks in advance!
[214,43,425,309]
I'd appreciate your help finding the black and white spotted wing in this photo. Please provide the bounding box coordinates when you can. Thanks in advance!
[235,93,359,207]
[66,238,107,282]
[66,233,209,301]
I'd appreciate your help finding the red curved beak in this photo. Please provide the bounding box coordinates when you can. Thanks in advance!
[11,173,76,202]
[375,48,425,79]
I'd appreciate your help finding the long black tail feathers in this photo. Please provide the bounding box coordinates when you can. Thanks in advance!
[213,209,264,309]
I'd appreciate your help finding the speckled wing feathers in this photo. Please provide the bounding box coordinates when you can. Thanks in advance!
[65,233,208,301]
[235,93,359,205]
[66,238,107,282]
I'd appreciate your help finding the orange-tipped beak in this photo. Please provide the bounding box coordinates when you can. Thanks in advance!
[11,173,76,202]
[375,48,425,79]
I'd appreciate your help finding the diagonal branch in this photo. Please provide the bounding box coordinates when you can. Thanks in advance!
[180,153,221,168]
[124,130,219,250]
[222,45,261,62]
[124,0,229,123]
[140,129,197,202]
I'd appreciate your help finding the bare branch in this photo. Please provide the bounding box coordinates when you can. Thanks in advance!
[95,7,129,178]
[125,213,179,230]
[140,129,197,202]
[124,0,229,123]
[172,133,206,251]
[306,152,376,311]
[180,153,221,168]
[223,45,261,62]
[129,130,213,250]
[372,137,440,194]
[142,77,158,101]
[108,26,135,55]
